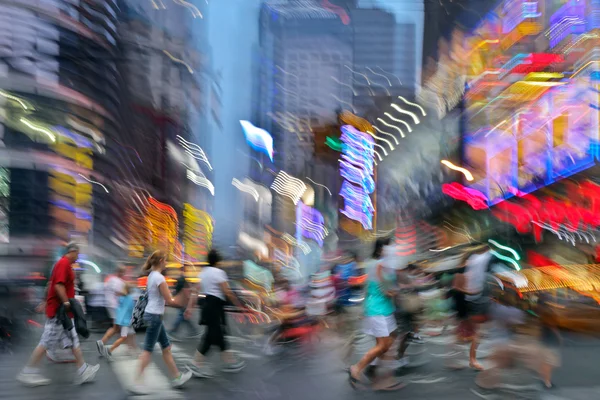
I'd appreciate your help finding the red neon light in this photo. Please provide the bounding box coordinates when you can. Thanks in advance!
[510,53,564,74]
[321,0,350,25]
[149,197,178,219]
[492,180,600,241]
[442,183,489,210]
[526,250,560,268]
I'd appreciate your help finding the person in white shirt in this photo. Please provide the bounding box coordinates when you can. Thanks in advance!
[185,249,246,377]
[131,250,191,394]
[96,266,126,357]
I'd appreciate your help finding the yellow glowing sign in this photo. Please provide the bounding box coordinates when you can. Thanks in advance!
[183,203,213,261]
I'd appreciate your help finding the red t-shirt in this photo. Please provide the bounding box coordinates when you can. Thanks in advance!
[46,256,75,318]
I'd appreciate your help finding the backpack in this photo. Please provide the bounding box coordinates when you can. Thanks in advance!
[131,290,148,330]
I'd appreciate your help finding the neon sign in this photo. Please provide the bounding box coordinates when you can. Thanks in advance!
[339,125,375,230]
[240,120,274,162]
[296,201,327,247]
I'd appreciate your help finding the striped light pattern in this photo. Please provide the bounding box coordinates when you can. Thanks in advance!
[270,171,306,205]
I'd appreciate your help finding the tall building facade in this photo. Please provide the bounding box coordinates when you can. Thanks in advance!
[357,0,424,93]
[258,1,354,177]
[0,0,125,273]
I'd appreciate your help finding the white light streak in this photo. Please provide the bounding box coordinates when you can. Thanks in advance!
[172,0,202,18]
[366,67,392,86]
[177,135,212,170]
[271,171,306,205]
[306,177,332,196]
[0,90,31,110]
[384,112,413,132]
[441,160,474,181]
[344,65,370,84]
[330,76,357,96]
[187,169,214,195]
[391,103,420,124]
[377,118,406,137]
[78,174,109,193]
[232,178,259,201]
[397,96,426,116]
[364,130,395,151]
[163,50,194,74]
[373,126,401,143]
[20,118,56,142]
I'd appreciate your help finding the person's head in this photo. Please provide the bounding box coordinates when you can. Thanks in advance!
[207,249,222,267]
[64,242,80,262]
[372,237,391,259]
[142,250,166,273]
[115,265,126,278]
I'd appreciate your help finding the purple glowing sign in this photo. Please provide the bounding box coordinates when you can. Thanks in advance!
[548,0,585,48]
[339,125,375,231]
[502,0,541,34]
[296,201,326,247]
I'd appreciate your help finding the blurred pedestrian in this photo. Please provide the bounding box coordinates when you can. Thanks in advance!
[537,294,561,388]
[185,249,246,377]
[348,238,403,390]
[453,244,492,370]
[17,243,100,386]
[102,280,138,360]
[169,263,197,338]
[130,250,191,394]
[97,265,127,357]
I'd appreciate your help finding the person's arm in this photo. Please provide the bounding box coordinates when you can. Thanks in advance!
[158,281,180,307]
[376,263,396,298]
[220,281,244,309]
[53,263,71,309]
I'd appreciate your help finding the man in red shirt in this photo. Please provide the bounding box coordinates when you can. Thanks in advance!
[18,243,100,387]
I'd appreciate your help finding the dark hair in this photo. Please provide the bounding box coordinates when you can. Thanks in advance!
[372,237,391,259]
[207,249,222,266]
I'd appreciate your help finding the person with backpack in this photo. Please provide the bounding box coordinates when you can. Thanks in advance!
[129,250,191,394]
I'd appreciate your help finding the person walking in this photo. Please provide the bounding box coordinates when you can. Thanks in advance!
[185,249,246,377]
[348,238,402,390]
[168,263,197,339]
[97,265,127,357]
[103,281,138,360]
[130,250,192,394]
[17,242,100,386]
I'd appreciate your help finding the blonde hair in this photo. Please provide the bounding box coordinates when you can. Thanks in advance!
[142,250,166,273]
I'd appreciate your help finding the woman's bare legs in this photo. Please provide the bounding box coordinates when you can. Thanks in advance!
[469,324,483,370]
[350,336,394,380]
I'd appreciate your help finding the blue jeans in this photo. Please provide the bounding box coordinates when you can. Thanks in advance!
[143,313,170,352]
[170,308,196,334]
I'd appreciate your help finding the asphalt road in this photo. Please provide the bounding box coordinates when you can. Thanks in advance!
[2,309,600,400]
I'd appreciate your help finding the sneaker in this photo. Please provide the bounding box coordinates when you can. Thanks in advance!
[409,333,425,344]
[17,372,51,387]
[73,364,100,385]
[96,340,105,357]
[170,370,192,388]
[398,356,410,368]
[128,384,150,395]
[222,360,245,373]
[105,349,113,362]
[187,362,215,378]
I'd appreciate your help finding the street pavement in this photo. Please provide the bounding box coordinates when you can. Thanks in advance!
[2,310,600,400]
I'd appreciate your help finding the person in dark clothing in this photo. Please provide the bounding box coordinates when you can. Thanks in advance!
[169,264,196,336]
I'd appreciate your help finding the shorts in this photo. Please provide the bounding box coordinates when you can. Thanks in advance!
[39,318,80,350]
[120,326,133,338]
[107,307,117,321]
[142,313,170,353]
[363,315,397,338]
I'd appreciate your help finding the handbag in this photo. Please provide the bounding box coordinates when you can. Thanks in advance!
[400,292,422,314]
[131,290,148,330]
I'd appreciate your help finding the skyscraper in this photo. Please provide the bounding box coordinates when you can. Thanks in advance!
[258,1,354,177]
